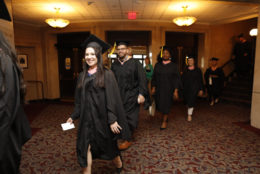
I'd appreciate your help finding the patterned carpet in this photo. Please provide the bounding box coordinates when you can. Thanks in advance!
[20,100,260,174]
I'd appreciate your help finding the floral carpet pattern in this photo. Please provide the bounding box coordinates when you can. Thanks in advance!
[20,101,260,174]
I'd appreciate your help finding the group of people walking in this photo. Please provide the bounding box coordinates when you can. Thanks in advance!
[64,34,225,173]
[0,29,224,173]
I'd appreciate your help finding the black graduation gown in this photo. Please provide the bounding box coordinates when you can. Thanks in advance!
[111,58,148,131]
[151,61,182,114]
[232,41,251,72]
[0,52,31,174]
[70,69,130,167]
[204,67,225,99]
[182,67,204,107]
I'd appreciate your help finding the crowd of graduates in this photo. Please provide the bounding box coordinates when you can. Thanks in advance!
[0,32,225,174]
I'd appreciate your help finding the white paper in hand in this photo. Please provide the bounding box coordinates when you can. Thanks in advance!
[61,123,75,131]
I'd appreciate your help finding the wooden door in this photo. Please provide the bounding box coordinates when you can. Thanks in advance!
[57,32,90,99]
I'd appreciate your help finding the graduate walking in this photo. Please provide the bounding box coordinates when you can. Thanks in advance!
[111,41,148,150]
[66,34,130,174]
[151,46,182,130]
[182,56,204,122]
[204,57,225,106]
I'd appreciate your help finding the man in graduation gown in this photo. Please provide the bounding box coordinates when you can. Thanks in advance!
[0,31,32,173]
[111,41,148,150]
[204,57,225,106]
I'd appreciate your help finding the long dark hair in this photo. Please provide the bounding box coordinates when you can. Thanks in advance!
[78,46,105,88]
[0,33,26,100]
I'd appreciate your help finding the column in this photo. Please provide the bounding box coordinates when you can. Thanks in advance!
[251,7,260,129]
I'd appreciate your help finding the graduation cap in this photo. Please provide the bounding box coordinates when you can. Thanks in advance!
[0,0,11,21]
[81,34,111,54]
[115,40,130,47]
[210,57,219,61]
[185,55,195,65]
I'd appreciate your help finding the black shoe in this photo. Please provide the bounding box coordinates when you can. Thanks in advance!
[160,120,168,130]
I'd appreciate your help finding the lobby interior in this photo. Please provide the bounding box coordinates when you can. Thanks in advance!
[1,0,260,173]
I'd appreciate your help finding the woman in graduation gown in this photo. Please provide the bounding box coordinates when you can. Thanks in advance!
[151,46,182,130]
[204,57,225,106]
[0,32,31,174]
[182,56,204,122]
[66,34,130,174]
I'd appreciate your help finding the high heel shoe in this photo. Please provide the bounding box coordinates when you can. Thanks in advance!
[160,118,168,130]
[115,154,123,174]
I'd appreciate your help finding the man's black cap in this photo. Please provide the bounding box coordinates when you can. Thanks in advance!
[211,57,219,61]
[115,41,130,47]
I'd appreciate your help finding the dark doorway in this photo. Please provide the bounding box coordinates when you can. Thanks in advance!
[106,31,151,66]
[165,32,199,72]
[57,32,90,99]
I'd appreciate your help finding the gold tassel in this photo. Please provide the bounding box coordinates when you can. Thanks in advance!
[109,42,116,57]
[186,56,188,65]
[160,46,164,58]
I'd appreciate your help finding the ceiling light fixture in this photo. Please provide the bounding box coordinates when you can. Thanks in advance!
[45,7,70,28]
[173,5,196,26]
[249,28,258,36]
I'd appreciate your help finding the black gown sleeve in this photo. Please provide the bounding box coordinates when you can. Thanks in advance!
[204,68,210,86]
[151,63,158,88]
[173,64,182,90]
[70,74,82,121]
[136,61,148,97]
[104,70,131,140]
[198,68,204,90]
[105,70,120,124]
[0,57,16,159]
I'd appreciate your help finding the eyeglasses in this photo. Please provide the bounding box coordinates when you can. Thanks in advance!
[117,48,127,51]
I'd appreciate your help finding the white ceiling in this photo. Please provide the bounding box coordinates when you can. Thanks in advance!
[12,0,260,26]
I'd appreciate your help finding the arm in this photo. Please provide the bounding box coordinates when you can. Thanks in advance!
[137,61,148,98]
[0,57,17,159]
[204,69,209,86]
[198,68,204,91]
[151,64,157,94]
[70,74,83,121]
[105,70,131,138]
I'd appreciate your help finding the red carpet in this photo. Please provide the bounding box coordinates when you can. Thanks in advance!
[20,101,260,173]
[233,120,260,136]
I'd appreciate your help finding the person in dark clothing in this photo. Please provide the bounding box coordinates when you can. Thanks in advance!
[0,31,32,174]
[111,41,148,150]
[182,56,204,122]
[204,57,225,106]
[151,46,182,130]
[232,33,251,77]
[66,34,130,174]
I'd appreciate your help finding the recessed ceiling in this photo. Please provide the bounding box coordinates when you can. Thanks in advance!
[12,0,259,26]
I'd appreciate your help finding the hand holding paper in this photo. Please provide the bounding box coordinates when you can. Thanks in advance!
[61,122,75,131]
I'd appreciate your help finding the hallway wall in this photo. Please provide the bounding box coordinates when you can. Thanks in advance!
[209,18,257,67]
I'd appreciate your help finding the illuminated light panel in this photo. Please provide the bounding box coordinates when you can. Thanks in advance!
[128,12,137,20]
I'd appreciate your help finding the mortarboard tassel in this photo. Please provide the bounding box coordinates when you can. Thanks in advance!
[109,42,116,57]
[160,46,164,58]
